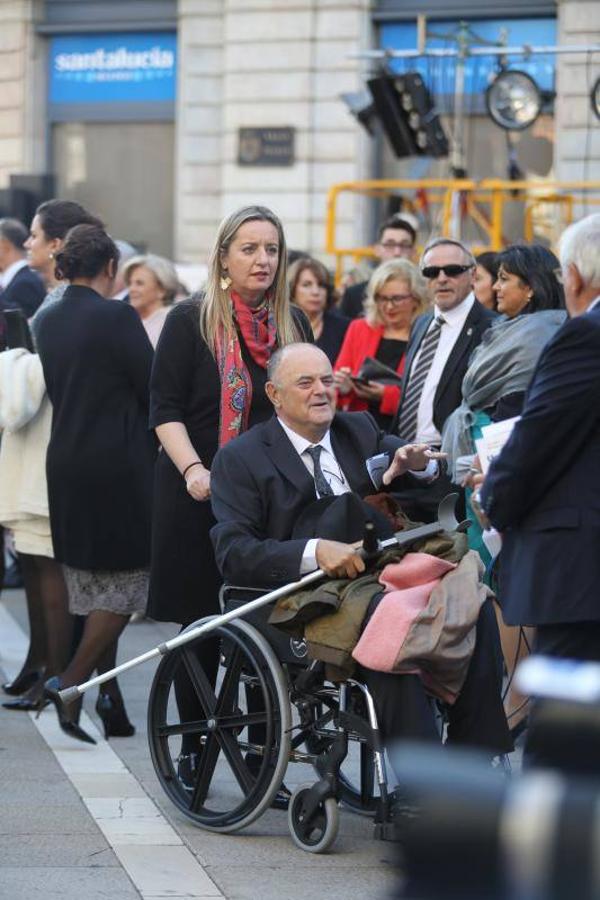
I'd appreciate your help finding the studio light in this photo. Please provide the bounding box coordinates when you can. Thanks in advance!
[485,69,542,131]
[591,76,600,121]
[366,72,449,159]
[340,90,377,135]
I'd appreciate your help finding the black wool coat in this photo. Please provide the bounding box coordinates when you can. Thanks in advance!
[36,285,157,570]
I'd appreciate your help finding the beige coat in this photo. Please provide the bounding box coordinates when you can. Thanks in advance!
[0,349,53,556]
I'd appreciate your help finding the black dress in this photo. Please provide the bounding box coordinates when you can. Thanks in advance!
[368,336,407,430]
[36,285,156,570]
[315,309,350,365]
[148,300,311,625]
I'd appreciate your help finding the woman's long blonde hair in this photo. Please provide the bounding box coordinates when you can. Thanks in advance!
[200,205,301,353]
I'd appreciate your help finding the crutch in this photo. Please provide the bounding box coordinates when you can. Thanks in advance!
[59,493,466,705]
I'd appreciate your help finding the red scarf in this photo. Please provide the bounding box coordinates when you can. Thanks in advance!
[215,291,276,446]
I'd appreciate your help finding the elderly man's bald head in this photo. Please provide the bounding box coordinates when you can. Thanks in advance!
[265,343,336,442]
[267,343,331,385]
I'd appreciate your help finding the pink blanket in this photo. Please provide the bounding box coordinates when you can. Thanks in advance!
[352,552,456,675]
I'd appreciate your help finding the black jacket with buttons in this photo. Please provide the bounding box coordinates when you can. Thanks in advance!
[210,411,409,587]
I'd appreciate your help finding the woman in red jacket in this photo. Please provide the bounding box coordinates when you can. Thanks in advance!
[333,258,428,429]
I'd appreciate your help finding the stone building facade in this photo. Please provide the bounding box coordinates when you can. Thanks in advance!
[0,0,597,265]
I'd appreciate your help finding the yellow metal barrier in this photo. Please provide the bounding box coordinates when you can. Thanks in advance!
[325,178,600,286]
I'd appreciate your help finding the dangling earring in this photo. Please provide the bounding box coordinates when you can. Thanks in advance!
[49,252,54,260]
[220,272,232,291]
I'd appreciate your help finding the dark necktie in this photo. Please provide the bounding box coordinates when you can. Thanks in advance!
[305,445,334,498]
[397,316,446,442]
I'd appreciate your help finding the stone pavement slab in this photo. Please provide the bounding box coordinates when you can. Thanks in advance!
[0,590,404,900]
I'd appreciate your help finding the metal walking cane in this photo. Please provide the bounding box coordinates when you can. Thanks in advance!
[59,493,466,706]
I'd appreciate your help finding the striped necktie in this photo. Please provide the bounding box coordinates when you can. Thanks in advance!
[397,316,446,441]
[305,445,334,498]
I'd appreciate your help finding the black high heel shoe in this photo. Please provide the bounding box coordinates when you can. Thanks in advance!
[38,676,96,745]
[2,667,45,697]
[95,693,135,739]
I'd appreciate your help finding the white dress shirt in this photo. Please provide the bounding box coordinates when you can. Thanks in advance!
[587,296,600,312]
[277,419,351,574]
[276,418,436,574]
[0,258,27,289]
[410,292,475,445]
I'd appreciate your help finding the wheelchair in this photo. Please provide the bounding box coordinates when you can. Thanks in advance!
[147,584,394,853]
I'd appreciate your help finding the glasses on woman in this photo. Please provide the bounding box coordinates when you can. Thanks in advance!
[374,293,414,305]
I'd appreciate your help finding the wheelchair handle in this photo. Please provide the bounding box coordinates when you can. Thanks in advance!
[59,493,466,706]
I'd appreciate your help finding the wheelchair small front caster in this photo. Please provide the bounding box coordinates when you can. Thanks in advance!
[288,782,339,853]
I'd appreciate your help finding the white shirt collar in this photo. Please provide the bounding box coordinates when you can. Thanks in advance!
[434,291,475,327]
[587,295,600,312]
[277,418,334,458]
[0,258,27,288]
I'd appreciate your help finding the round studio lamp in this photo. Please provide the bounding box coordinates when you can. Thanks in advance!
[591,76,600,120]
[486,70,542,131]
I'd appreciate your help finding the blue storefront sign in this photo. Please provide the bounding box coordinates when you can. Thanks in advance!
[49,32,177,104]
[380,17,557,99]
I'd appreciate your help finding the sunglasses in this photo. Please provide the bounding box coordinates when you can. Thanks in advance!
[421,264,473,279]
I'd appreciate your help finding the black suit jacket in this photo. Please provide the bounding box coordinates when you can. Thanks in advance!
[390,297,496,437]
[339,280,367,319]
[481,305,600,627]
[1,265,45,317]
[210,412,408,587]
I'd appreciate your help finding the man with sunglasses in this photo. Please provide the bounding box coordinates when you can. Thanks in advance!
[340,216,417,320]
[390,237,497,521]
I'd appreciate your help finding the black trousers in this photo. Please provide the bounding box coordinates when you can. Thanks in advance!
[359,598,513,757]
[524,621,600,768]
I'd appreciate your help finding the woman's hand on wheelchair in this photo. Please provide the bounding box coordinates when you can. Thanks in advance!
[315,539,366,579]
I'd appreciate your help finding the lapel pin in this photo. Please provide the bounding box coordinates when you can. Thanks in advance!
[466,327,473,336]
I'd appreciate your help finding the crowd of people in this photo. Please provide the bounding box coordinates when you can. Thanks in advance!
[0,199,598,784]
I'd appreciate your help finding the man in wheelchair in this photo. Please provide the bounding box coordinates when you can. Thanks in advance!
[210,344,512,768]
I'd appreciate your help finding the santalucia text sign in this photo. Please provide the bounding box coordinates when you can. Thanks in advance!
[49,32,177,104]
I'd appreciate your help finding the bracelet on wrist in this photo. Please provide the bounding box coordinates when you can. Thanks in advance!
[182,460,203,478]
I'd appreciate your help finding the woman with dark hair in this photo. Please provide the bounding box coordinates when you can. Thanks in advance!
[473,251,500,311]
[441,243,566,738]
[148,205,311,800]
[443,243,566,483]
[1,200,103,713]
[288,256,349,363]
[35,224,156,743]
[494,244,565,317]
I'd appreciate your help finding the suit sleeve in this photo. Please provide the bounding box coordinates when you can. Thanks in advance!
[210,444,307,587]
[481,316,600,530]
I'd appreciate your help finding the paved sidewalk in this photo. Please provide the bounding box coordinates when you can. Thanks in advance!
[0,589,401,900]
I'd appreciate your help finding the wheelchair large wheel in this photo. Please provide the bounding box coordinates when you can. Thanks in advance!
[148,617,291,833]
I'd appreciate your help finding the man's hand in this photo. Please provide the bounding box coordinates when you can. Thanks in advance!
[315,540,366,579]
[382,443,446,485]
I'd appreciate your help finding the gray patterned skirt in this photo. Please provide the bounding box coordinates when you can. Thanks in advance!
[63,565,149,616]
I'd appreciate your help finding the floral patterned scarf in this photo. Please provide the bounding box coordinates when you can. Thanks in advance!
[216,290,276,446]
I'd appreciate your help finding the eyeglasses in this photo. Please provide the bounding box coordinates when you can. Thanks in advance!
[553,267,564,285]
[380,240,414,251]
[374,293,414,305]
[421,264,473,279]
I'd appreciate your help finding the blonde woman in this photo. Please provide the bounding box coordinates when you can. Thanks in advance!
[123,253,179,348]
[147,206,310,793]
[333,258,428,429]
